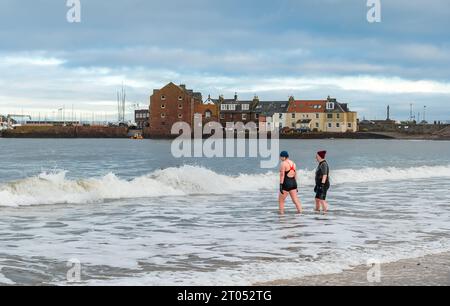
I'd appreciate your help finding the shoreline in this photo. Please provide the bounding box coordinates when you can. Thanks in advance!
[258,252,450,286]
[1,131,449,140]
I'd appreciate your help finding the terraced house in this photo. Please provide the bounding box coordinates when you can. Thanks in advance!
[212,94,261,127]
[287,97,358,132]
[324,97,358,132]
[256,100,290,132]
[287,99,327,132]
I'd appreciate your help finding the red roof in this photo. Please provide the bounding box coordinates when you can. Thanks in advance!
[288,100,326,113]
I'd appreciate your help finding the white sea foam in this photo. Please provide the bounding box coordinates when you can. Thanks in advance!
[0,267,15,285]
[0,165,449,207]
[82,241,450,286]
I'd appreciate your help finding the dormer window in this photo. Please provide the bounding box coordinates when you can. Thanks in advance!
[242,104,250,111]
[327,102,335,110]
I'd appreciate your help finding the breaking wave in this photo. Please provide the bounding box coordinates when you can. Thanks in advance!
[0,165,449,207]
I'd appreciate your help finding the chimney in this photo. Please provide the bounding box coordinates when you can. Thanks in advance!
[234,92,238,101]
[252,95,260,108]
[180,84,186,90]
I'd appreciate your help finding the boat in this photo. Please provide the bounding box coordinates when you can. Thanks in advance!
[130,133,144,140]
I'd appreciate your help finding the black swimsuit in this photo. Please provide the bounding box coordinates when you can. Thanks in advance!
[282,163,298,192]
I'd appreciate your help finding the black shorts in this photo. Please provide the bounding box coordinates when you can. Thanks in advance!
[315,184,330,200]
[283,178,298,192]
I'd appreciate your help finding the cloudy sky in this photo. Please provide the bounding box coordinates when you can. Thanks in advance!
[0,0,449,121]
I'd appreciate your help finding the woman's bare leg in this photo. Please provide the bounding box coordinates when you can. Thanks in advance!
[315,198,321,212]
[289,190,303,214]
[278,192,288,215]
[321,200,329,213]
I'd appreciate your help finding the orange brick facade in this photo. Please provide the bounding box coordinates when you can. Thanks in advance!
[149,83,203,137]
[194,103,219,125]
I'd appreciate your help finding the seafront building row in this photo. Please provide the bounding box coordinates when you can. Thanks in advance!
[139,82,358,137]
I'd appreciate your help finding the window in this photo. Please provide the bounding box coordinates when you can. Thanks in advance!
[161,95,166,101]
[242,104,250,111]
[328,123,332,128]
[221,104,236,111]
[220,114,225,120]
[161,104,166,109]
[337,113,340,119]
[326,102,334,110]
[348,123,352,128]
[178,114,183,119]
[161,113,166,119]
[255,114,259,119]
[242,114,247,120]
[292,114,295,119]
[316,114,319,119]
[327,114,333,119]
[205,111,212,119]
[292,123,295,128]
[316,123,319,128]
[336,123,340,128]
[178,96,183,101]
[178,104,183,109]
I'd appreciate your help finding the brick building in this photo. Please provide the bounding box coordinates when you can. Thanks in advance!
[149,82,203,137]
[194,96,219,126]
[209,94,260,127]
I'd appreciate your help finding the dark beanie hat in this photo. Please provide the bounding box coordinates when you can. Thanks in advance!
[317,151,327,159]
[280,151,289,158]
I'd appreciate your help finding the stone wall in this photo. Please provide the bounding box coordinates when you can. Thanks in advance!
[2,126,128,138]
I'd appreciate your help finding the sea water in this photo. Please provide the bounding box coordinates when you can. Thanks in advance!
[0,139,449,285]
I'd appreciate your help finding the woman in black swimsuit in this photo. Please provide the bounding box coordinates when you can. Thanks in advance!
[279,151,303,215]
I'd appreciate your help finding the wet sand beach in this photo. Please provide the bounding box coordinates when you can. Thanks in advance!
[259,252,450,286]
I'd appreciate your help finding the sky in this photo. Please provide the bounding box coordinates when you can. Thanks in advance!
[0,0,449,121]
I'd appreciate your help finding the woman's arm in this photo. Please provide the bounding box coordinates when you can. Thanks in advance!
[279,163,285,194]
[279,162,285,184]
